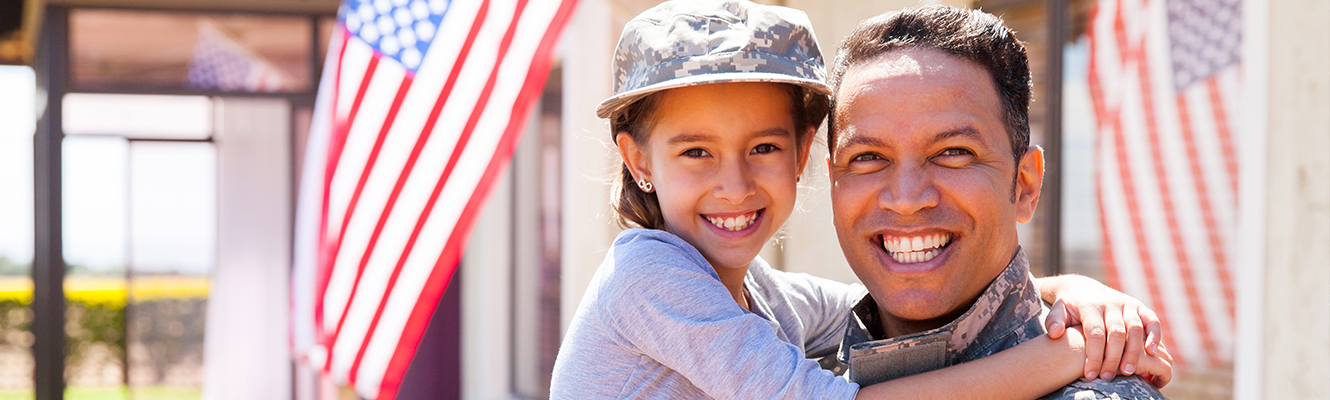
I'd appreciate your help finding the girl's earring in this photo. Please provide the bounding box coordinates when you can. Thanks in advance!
[637,178,654,193]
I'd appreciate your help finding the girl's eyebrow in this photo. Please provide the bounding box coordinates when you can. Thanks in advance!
[666,128,791,145]
[751,128,793,139]
[667,133,715,144]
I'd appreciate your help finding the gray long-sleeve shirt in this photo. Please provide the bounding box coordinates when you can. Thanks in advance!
[550,229,865,399]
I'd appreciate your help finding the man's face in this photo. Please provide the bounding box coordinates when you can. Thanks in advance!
[828,48,1043,336]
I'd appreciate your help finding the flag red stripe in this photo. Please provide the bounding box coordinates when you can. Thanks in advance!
[324,76,414,358]
[296,27,345,356]
[319,55,381,366]
[1204,78,1239,322]
[1135,42,1220,367]
[375,1,578,397]
[1206,79,1239,201]
[348,0,528,381]
[1112,1,1130,69]
[1111,118,1185,366]
[1086,15,1124,292]
[1108,29,1183,362]
[1176,93,1237,331]
[315,30,356,350]
[338,0,494,338]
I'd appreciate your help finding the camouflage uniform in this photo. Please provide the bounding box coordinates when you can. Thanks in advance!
[836,248,1167,399]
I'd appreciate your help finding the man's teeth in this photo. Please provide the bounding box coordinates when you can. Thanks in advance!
[883,233,952,264]
[706,212,758,232]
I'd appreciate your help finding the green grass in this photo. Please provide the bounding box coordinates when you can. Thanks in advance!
[0,386,201,400]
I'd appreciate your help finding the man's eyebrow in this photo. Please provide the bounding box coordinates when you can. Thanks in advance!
[837,134,889,149]
[931,127,983,143]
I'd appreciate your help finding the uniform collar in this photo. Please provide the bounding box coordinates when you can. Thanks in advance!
[837,247,1046,385]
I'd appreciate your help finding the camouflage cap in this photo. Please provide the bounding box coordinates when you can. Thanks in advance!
[596,0,832,119]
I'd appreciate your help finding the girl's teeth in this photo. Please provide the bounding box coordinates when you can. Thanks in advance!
[707,212,757,231]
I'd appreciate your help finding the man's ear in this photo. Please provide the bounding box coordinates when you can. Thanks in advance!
[616,132,652,183]
[1014,145,1044,223]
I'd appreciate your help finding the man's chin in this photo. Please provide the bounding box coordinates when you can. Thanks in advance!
[877,291,968,328]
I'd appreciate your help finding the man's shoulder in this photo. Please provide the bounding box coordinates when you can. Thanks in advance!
[1040,376,1168,400]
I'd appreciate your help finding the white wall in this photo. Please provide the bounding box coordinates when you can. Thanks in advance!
[204,97,293,400]
[1236,0,1330,398]
[559,0,622,332]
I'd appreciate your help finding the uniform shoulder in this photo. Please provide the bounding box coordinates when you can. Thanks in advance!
[1040,376,1168,400]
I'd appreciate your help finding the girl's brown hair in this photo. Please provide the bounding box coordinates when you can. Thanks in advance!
[610,83,830,229]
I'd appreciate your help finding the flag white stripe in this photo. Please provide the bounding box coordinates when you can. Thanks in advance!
[1144,6,1222,360]
[321,1,486,376]
[318,0,485,359]
[1212,67,1241,261]
[335,40,374,123]
[327,0,514,379]
[292,29,345,360]
[321,40,375,256]
[322,60,406,337]
[323,38,380,250]
[1121,48,1207,361]
[1092,0,1243,366]
[1098,117,1153,307]
[354,0,563,394]
[1180,82,1238,356]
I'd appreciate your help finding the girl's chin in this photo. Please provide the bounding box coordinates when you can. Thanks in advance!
[697,246,765,270]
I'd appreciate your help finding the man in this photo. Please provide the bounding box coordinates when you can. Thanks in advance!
[825,6,1166,399]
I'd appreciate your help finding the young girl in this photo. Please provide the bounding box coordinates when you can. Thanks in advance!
[551,1,1170,398]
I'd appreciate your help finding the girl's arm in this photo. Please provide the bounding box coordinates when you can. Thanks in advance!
[855,327,1172,400]
[1035,274,1164,380]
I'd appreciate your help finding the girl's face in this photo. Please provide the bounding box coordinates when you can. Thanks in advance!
[618,82,812,269]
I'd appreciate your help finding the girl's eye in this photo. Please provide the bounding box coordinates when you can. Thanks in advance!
[682,148,710,158]
[752,143,780,154]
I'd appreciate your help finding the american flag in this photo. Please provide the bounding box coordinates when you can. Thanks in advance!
[1089,0,1241,369]
[186,21,292,92]
[290,0,577,398]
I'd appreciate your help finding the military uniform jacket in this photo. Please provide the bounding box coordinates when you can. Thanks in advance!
[836,248,1168,399]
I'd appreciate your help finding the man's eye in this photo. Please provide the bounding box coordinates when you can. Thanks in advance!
[851,153,884,162]
[933,148,974,168]
[682,148,710,158]
[939,148,973,157]
[752,143,780,154]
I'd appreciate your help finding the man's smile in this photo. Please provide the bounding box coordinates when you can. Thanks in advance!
[881,232,953,263]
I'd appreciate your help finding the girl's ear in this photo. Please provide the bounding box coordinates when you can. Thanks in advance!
[616,132,652,182]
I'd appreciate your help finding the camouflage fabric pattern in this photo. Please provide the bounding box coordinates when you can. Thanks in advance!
[838,248,1167,399]
[595,0,830,119]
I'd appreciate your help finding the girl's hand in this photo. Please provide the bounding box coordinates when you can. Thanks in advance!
[1132,340,1174,388]
[1036,275,1163,381]
[1059,326,1174,389]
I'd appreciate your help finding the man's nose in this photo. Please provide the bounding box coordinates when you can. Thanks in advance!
[713,159,756,205]
[878,165,939,215]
